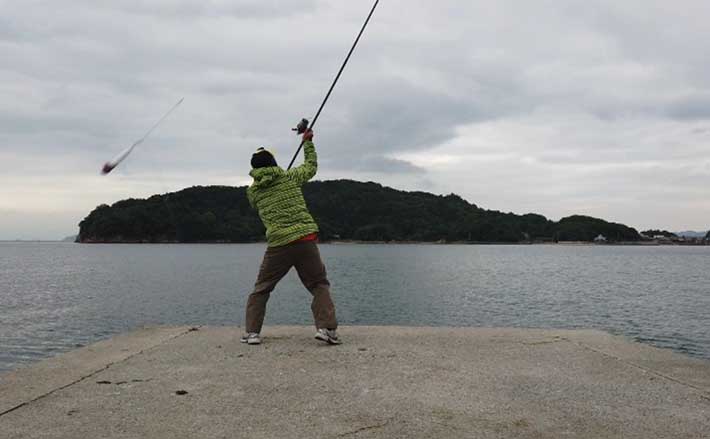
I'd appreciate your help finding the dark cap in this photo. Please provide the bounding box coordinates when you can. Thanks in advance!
[251,147,277,169]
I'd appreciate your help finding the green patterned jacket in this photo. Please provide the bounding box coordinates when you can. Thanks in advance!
[247,141,319,247]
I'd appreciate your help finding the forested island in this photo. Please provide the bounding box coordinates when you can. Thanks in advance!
[78,180,642,244]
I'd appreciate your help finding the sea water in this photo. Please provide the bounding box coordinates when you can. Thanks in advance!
[1,242,709,371]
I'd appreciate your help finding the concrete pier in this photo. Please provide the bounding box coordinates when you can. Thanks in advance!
[1,326,709,438]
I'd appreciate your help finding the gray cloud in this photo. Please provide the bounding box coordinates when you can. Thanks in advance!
[2,0,710,238]
[330,155,425,175]
[666,94,710,120]
[334,78,514,151]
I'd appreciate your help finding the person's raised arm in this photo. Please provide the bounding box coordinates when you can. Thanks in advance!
[287,129,317,184]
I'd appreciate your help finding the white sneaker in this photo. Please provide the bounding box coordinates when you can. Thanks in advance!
[315,328,342,345]
[240,333,261,345]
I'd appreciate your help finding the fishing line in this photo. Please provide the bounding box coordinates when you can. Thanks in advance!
[101,98,184,175]
[98,97,185,245]
[286,0,381,170]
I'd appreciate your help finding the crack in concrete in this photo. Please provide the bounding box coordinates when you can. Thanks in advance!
[521,336,564,346]
[0,326,201,418]
[337,418,392,437]
[560,336,710,402]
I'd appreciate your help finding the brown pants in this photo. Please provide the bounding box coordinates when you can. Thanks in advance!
[245,241,338,333]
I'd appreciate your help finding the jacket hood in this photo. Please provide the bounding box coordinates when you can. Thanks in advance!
[249,166,284,188]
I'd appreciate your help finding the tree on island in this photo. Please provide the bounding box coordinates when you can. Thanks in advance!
[77,180,641,244]
[640,229,678,239]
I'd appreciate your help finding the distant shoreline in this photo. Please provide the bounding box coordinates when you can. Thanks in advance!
[0,240,66,243]
[3,239,707,246]
[65,239,709,246]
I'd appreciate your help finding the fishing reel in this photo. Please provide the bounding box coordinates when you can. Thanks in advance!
[292,118,310,134]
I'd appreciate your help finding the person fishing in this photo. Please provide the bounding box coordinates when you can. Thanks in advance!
[241,128,340,345]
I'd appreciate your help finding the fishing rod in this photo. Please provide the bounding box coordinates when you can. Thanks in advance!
[101,97,184,175]
[287,0,380,170]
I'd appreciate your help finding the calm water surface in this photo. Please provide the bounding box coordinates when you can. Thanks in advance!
[1,242,709,371]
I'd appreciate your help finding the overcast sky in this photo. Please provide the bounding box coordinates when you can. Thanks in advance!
[2,0,709,239]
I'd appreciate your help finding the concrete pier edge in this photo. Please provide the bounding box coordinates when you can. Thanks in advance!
[2,326,709,438]
[0,326,199,415]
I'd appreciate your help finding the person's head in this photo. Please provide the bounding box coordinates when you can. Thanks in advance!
[251,147,277,169]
